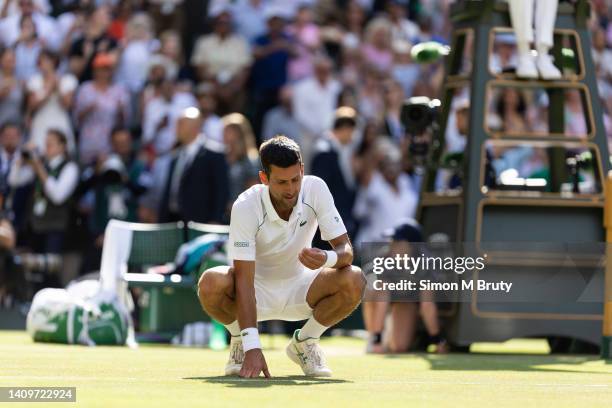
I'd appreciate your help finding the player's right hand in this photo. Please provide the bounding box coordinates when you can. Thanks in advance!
[240,349,271,379]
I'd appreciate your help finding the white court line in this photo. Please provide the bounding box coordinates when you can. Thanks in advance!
[0,376,609,389]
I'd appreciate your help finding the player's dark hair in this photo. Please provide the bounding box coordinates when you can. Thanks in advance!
[259,135,302,176]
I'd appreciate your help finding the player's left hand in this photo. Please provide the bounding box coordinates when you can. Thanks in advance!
[299,247,327,270]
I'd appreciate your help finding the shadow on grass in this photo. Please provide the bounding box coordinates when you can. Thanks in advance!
[183,375,351,388]
[384,353,607,374]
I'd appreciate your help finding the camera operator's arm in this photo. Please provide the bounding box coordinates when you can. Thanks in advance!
[30,156,79,205]
[7,156,35,188]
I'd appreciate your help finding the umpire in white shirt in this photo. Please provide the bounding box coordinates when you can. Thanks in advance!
[8,128,79,254]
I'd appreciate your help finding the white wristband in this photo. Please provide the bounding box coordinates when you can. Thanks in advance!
[323,250,338,268]
[240,327,262,352]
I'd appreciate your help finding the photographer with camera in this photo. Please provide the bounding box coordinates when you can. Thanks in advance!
[8,129,78,255]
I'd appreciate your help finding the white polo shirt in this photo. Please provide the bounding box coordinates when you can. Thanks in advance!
[228,175,347,280]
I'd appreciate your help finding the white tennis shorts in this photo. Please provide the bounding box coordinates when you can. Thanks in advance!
[254,268,322,322]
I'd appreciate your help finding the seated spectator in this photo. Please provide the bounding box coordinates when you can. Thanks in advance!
[140,53,178,118]
[26,50,78,154]
[14,14,42,82]
[250,8,294,140]
[361,17,393,73]
[0,48,23,130]
[292,55,341,164]
[311,107,359,240]
[191,9,252,114]
[353,139,418,246]
[158,107,229,224]
[158,30,194,85]
[357,66,386,123]
[362,220,448,354]
[195,82,224,144]
[381,79,405,144]
[287,5,321,82]
[492,88,528,134]
[262,85,302,144]
[142,77,196,157]
[8,129,79,254]
[391,40,420,98]
[73,53,129,165]
[222,112,259,206]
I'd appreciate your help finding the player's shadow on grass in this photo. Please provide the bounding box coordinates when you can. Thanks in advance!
[384,353,606,374]
[183,375,351,388]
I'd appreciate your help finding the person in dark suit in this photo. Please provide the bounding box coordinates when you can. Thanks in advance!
[310,107,359,241]
[159,107,229,224]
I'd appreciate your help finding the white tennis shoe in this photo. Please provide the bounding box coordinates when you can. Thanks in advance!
[224,336,244,376]
[286,330,332,377]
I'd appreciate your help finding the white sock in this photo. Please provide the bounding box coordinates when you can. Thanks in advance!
[517,41,531,56]
[224,320,241,337]
[536,44,550,58]
[298,317,328,340]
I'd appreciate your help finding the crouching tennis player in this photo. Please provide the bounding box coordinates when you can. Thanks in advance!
[197,135,365,378]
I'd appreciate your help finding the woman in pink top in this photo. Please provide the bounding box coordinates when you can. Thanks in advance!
[287,6,321,81]
[361,17,394,73]
[73,53,129,165]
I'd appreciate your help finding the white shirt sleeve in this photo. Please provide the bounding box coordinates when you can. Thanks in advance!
[8,160,35,187]
[228,199,258,262]
[43,162,79,205]
[311,177,347,241]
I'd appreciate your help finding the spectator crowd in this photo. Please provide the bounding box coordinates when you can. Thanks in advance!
[0,0,611,303]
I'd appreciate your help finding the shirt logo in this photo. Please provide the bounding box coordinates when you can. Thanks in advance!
[334,216,340,223]
[234,241,250,248]
[299,220,307,227]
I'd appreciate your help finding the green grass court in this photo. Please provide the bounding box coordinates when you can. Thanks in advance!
[1,331,611,407]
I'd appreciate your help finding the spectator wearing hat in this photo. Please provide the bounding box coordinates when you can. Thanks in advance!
[362,219,448,354]
[311,106,359,241]
[158,107,229,224]
[191,9,252,114]
[8,129,78,254]
[73,53,129,165]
